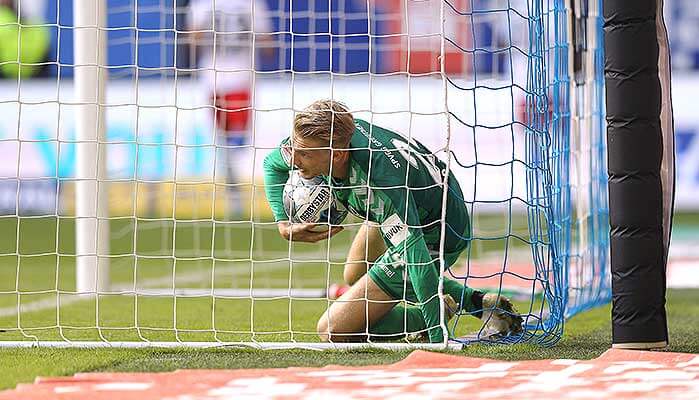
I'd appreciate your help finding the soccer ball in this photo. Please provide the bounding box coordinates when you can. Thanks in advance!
[283,170,348,229]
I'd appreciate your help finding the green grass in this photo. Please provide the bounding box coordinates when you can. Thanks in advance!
[0,216,537,344]
[0,288,697,391]
[1,215,698,390]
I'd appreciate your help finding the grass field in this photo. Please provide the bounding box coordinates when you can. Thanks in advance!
[0,288,697,391]
[0,215,697,391]
[0,214,538,344]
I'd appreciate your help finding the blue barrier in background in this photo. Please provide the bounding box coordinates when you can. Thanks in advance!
[44,0,397,77]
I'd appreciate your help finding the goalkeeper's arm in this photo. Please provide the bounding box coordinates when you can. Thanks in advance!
[262,146,292,222]
[262,146,343,242]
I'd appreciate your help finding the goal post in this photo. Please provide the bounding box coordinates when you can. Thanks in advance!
[0,0,627,349]
[74,0,110,295]
[604,0,673,349]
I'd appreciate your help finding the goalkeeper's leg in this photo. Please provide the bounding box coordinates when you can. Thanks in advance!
[317,275,460,342]
[327,222,386,300]
[317,274,397,342]
[343,222,386,285]
[319,247,463,342]
[423,229,523,336]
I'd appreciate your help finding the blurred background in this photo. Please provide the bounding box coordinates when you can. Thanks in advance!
[0,0,533,218]
[0,0,695,288]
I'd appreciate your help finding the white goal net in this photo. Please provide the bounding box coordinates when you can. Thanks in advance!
[0,0,608,348]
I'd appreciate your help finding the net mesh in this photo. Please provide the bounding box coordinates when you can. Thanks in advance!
[0,0,609,346]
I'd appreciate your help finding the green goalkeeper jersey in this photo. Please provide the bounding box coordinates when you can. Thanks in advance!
[263,119,470,342]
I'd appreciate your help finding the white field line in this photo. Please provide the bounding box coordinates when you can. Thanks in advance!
[1,247,580,319]
[0,250,343,318]
[0,296,71,317]
[121,249,349,262]
[0,268,249,318]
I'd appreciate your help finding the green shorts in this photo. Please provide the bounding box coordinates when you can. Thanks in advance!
[367,228,467,302]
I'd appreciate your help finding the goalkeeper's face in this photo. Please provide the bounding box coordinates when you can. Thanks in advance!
[291,136,349,179]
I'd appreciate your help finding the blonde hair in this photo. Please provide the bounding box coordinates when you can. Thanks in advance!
[293,100,355,147]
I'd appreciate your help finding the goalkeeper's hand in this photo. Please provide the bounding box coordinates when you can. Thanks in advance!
[277,221,343,243]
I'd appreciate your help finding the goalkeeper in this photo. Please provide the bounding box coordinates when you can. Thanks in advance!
[263,100,522,343]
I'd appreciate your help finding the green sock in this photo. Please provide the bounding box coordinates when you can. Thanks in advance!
[369,304,426,339]
[442,278,477,312]
[370,280,478,339]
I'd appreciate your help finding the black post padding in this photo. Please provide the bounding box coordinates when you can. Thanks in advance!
[604,0,668,346]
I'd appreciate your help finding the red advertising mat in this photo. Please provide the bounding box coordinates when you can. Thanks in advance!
[1,349,697,399]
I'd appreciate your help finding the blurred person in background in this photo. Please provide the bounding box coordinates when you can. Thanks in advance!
[187,0,274,218]
[0,0,48,79]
